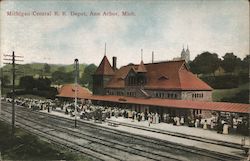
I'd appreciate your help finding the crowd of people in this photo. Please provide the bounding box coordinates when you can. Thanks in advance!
[1,97,249,136]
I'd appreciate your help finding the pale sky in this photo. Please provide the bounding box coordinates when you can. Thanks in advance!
[1,0,249,67]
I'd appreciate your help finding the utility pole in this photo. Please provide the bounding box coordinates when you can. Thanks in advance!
[3,51,23,136]
[74,58,79,128]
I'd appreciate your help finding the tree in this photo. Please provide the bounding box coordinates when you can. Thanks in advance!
[36,77,51,90]
[80,64,97,90]
[51,71,74,85]
[58,66,66,72]
[241,55,250,71]
[190,52,221,75]
[19,76,35,91]
[1,75,10,87]
[221,53,241,74]
[44,63,51,73]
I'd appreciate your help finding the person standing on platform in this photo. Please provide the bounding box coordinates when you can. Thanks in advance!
[195,118,199,128]
[203,120,208,129]
[141,112,145,121]
[138,113,141,122]
[176,116,180,126]
[152,113,156,124]
[163,113,167,123]
[180,116,184,125]
[223,122,229,134]
[145,111,148,121]
[210,118,214,129]
[148,114,151,127]
[155,113,159,124]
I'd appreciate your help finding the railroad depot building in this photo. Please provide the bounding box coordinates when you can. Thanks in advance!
[91,55,218,118]
[56,54,249,134]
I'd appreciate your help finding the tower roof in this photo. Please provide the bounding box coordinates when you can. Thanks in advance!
[181,47,186,56]
[94,56,114,75]
[136,60,147,73]
[186,45,190,53]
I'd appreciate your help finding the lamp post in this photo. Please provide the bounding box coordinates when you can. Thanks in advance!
[74,58,79,128]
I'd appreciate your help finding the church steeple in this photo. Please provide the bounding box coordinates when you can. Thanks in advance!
[186,45,189,53]
[181,45,186,57]
[180,44,190,63]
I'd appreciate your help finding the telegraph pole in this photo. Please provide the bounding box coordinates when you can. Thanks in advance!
[74,58,79,128]
[3,51,23,136]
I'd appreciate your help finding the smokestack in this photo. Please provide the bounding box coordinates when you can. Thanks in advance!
[112,56,117,70]
[152,51,154,63]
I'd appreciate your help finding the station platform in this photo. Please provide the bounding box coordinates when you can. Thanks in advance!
[108,117,250,146]
[41,110,250,159]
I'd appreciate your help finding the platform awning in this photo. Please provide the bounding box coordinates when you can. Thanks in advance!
[86,95,249,113]
[56,84,91,99]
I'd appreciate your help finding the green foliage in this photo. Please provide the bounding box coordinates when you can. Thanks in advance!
[36,77,52,90]
[241,55,250,73]
[221,53,242,73]
[190,52,221,74]
[19,76,51,91]
[1,75,10,86]
[51,71,74,85]
[80,64,97,91]
[201,75,239,89]
[212,83,249,102]
[19,76,35,91]
[1,63,86,84]
[43,63,51,73]
[220,90,249,104]
[17,76,56,98]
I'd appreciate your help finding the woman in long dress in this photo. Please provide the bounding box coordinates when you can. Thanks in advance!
[203,120,208,129]
[195,119,199,128]
[152,113,156,124]
[176,116,180,126]
[155,113,159,124]
[180,116,184,125]
[141,112,145,121]
[223,123,229,134]
[148,114,151,126]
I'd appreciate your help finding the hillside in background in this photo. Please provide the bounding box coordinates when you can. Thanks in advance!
[212,83,249,103]
[1,63,87,84]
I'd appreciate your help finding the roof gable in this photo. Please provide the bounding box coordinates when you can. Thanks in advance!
[105,60,212,91]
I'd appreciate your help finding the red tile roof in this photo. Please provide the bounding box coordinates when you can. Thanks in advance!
[106,60,212,91]
[87,95,249,113]
[94,56,114,75]
[57,84,91,99]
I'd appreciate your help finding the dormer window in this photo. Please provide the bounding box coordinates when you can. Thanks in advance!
[158,75,168,80]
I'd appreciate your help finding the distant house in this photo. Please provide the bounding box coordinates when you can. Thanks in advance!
[214,66,226,76]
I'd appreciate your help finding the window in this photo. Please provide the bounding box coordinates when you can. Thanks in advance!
[192,93,204,98]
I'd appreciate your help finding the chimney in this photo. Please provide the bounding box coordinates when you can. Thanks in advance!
[112,56,117,70]
[152,51,154,63]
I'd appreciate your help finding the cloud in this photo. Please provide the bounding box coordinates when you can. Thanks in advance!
[1,0,249,67]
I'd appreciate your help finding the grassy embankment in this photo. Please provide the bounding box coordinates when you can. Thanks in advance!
[0,120,92,161]
[212,83,249,103]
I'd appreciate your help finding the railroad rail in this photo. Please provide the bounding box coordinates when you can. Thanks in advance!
[1,103,246,161]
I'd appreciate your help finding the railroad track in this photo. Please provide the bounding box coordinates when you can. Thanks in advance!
[1,103,246,161]
[0,111,127,161]
[0,116,110,161]
[1,106,181,161]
